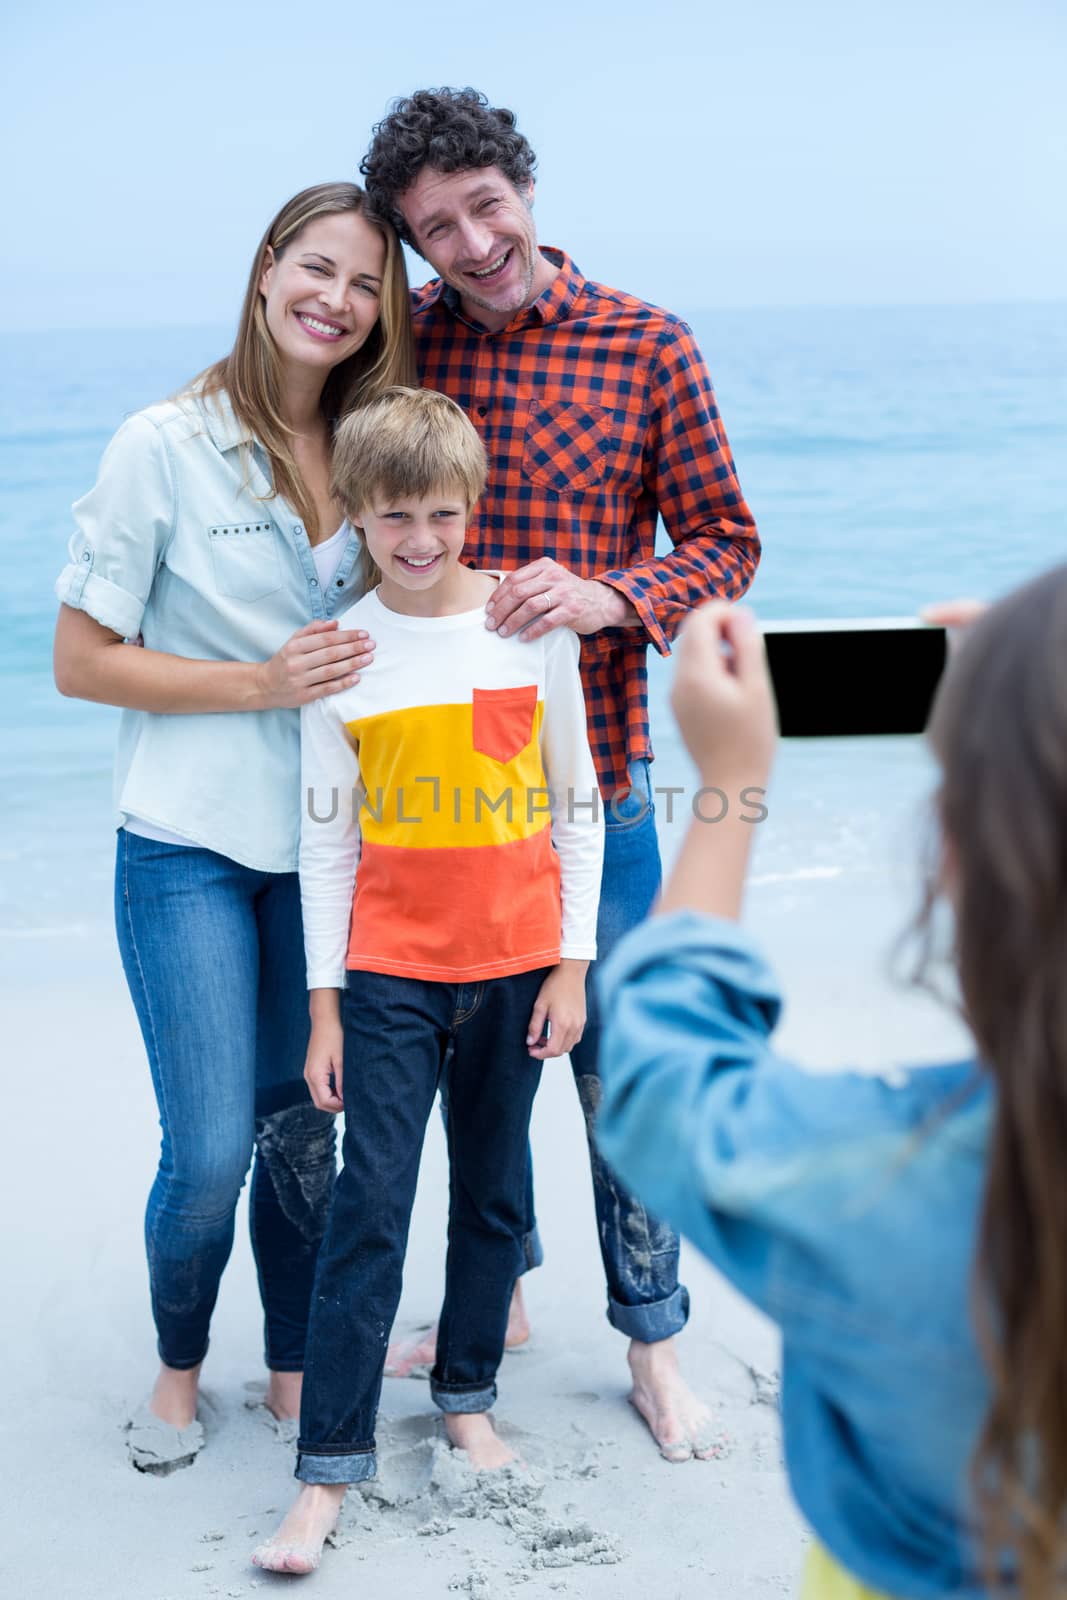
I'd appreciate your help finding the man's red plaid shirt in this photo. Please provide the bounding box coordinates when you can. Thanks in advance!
[412,249,760,797]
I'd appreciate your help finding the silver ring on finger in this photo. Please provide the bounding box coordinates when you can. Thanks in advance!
[541,590,554,610]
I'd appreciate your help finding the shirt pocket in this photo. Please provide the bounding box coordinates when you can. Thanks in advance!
[472,685,538,765]
[522,401,615,494]
[208,520,283,603]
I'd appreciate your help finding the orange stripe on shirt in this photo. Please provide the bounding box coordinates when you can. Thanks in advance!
[347,829,562,982]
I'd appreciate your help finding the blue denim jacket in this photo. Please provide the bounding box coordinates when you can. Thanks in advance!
[597,910,993,1600]
[55,389,367,872]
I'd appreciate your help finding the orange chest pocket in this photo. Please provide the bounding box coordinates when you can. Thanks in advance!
[472,685,538,764]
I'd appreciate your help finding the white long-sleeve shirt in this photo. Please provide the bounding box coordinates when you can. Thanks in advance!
[299,585,605,988]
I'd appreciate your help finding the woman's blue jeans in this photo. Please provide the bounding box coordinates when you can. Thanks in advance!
[114,830,337,1371]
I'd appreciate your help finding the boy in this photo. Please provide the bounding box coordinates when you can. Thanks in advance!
[254,387,604,1574]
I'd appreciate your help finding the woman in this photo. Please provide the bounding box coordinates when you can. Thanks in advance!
[53,182,415,1472]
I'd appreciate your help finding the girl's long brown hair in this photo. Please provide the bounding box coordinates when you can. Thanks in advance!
[922,566,1067,1595]
[193,182,416,540]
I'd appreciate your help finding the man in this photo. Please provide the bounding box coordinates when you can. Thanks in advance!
[362,88,760,1463]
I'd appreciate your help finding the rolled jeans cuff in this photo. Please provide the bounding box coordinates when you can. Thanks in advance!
[430,1378,497,1415]
[606,1283,690,1343]
[156,1337,209,1372]
[521,1222,543,1273]
[295,1445,377,1485]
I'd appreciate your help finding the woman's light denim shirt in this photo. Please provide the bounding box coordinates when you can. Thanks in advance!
[597,911,993,1600]
[55,390,367,872]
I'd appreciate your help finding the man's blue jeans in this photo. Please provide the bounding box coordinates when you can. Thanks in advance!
[114,830,337,1371]
[296,966,546,1485]
[444,759,689,1343]
[566,758,688,1341]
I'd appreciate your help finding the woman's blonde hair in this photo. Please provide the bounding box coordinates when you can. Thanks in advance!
[193,182,416,540]
[331,385,487,517]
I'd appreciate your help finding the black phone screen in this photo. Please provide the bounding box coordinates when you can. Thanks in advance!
[762,621,948,737]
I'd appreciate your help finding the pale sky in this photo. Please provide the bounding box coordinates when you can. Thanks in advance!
[5,0,1065,330]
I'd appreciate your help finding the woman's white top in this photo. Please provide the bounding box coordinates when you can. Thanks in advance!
[124,520,354,850]
[55,389,366,872]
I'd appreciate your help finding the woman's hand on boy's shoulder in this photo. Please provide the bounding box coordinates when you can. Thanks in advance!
[253,619,375,710]
[526,959,589,1060]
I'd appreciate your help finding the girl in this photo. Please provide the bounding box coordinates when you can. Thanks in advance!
[53,182,415,1472]
[597,578,1067,1599]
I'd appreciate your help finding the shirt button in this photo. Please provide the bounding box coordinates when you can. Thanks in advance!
[294,523,304,537]
[81,551,92,562]
[309,577,319,587]
[476,406,488,417]
[335,579,344,587]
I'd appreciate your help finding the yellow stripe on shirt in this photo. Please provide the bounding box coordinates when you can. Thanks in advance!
[345,698,550,851]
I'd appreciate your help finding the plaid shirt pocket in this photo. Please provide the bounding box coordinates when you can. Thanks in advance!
[522,401,615,494]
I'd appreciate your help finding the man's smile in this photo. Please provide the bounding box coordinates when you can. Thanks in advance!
[468,249,513,282]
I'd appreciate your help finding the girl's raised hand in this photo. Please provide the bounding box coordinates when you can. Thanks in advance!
[670,603,777,788]
[918,598,987,629]
[255,619,375,709]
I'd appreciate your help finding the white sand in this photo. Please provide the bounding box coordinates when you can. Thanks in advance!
[2,791,970,1600]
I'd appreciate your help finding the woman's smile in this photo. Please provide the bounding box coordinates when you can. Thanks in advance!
[294,311,349,342]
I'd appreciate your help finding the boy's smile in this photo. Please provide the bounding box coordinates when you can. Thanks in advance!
[394,550,445,576]
[355,489,493,617]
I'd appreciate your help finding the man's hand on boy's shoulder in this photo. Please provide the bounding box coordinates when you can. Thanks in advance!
[526,958,590,1060]
[485,558,638,642]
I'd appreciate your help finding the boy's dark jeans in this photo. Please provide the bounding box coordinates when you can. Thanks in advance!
[296,965,548,1485]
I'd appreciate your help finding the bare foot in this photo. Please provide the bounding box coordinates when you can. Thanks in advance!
[383,1322,438,1378]
[252,1483,346,1575]
[444,1413,518,1470]
[149,1361,201,1427]
[127,1363,205,1474]
[385,1281,531,1378]
[627,1338,718,1463]
[266,1369,302,1421]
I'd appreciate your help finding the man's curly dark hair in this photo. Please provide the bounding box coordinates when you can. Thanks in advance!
[361,88,538,252]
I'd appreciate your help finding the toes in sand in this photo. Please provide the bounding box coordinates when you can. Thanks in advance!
[387,1286,532,1380]
[251,1483,346,1576]
[126,1404,205,1476]
[384,1324,438,1379]
[444,1412,519,1471]
[627,1342,716,1464]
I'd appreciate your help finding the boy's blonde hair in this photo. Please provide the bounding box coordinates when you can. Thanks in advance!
[331,386,487,519]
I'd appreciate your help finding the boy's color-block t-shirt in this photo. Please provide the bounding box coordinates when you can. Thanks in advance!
[299,583,604,987]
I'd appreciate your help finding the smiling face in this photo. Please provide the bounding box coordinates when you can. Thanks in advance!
[355,488,471,614]
[397,166,558,331]
[258,210,387,376]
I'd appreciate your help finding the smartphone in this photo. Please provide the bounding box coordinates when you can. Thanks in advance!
[762,618,948,737]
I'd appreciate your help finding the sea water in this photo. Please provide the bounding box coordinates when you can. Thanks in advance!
[3,301,1064,1027]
